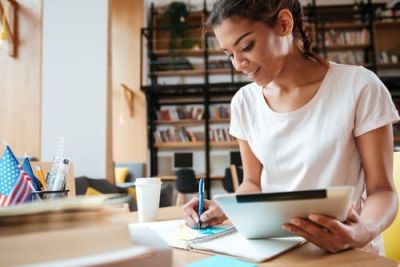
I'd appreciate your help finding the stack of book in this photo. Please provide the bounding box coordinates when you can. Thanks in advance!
[154,127,199,144]
[157,106,204,121]
[0,195,172,266]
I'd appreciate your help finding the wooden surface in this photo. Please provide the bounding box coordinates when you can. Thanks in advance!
[127,206,399,267]
[110,0,147,170]
[374,21,400,56]
[0,0,42,158]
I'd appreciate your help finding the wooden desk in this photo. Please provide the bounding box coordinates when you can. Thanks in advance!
[127,206,399,267]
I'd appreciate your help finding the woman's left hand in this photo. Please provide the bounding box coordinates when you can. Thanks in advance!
[282,205,373,253]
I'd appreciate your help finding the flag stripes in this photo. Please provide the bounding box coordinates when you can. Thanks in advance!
[0,147,33,207]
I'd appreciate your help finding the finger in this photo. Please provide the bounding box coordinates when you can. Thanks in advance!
[289,218,329,238]
[282,222,316,241]
[346,201,359,222]
[309,214,346,234]
[346,208,359,223]
[202,199,215,209]
[200,205,219,222]
[205,216,226,227]
[185,215,197,228]
[183,197,197,211]
[183,198,200,223]
[183,197,199,210]
[283,223,338,253]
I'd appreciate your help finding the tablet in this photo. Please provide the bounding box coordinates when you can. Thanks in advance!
[214,186,354,239]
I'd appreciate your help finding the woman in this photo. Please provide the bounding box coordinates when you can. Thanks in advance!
[183,0,399,254]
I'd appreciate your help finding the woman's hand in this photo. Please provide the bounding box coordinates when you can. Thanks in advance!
[183,197,227,228]
[282,204,374,253]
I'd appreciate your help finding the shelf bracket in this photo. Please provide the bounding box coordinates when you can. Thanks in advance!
[120,83,135,118]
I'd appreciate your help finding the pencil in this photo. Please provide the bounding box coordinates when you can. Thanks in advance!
[35,165,47,190]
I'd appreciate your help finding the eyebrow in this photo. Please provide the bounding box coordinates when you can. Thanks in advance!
[221,31,253,52]
[234,32,252,46]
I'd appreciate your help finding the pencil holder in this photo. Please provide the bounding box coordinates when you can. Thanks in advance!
[31,190,70,200]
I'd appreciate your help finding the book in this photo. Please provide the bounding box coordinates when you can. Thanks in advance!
[131,219,304,263]
[0,195,130,236]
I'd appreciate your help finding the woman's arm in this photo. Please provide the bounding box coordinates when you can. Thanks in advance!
[355,124,398,238]
[236,139,263,193]
[283,124,398,252]
[183,139,262,227]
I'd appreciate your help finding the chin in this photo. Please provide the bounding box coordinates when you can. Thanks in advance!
[253,78,270,87]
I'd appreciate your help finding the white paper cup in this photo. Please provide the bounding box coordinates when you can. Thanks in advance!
[135,177,163,222]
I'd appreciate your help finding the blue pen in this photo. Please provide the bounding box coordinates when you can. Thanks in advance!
[198,178,204,229]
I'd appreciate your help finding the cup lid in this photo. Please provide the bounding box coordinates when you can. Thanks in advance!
[135,177,162,185]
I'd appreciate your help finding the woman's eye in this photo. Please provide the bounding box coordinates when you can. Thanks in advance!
[240,41,255,52]
[226,53,234,60]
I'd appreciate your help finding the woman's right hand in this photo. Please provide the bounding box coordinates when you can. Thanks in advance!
[183,197,227,228]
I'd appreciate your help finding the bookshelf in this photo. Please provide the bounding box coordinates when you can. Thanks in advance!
[141,1,400,196]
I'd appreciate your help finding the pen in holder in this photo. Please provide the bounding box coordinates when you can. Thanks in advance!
[47,158,70,199]
[31,189,70,200]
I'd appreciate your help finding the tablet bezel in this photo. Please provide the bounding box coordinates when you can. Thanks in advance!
[214,186,354,239]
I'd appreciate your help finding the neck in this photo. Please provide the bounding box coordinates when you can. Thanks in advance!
[269,45,326,93]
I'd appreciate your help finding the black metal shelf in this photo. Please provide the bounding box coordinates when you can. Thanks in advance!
[141,1,246,199]
[142,1,400,198]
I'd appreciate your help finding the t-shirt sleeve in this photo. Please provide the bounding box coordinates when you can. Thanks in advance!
[354,70,400,137]
[229,91,247,140]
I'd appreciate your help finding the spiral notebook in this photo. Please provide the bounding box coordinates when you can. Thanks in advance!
[130,219,304,263]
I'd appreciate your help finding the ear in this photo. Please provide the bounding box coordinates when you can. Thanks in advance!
[274,9,294,36]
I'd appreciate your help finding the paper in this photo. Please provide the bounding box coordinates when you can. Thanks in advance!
[130,219,230,249]
[129,219,304,262]
[190,231,304,262]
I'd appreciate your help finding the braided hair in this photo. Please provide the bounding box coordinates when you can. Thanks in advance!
[206,0,325,64]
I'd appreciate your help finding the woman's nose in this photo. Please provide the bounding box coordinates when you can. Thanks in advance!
[232,56,249,72]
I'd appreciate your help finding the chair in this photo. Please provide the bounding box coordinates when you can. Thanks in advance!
[175,168,197,206]
[75,177,134,211]
[114,162,145,183]
[383,152,400,261]
[222,165,243,193]
[114,162,145,209]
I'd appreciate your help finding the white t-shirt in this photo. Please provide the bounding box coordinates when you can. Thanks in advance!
[229,62,399,254]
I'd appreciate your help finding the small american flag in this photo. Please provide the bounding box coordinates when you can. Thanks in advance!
[0,146,33,206]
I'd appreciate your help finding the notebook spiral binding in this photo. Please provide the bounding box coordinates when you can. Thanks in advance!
[187,227,237,246]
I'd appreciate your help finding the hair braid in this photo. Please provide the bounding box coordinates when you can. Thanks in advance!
[293,1,313,58]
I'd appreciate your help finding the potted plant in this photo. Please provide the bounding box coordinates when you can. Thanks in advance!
[164,1,193,51]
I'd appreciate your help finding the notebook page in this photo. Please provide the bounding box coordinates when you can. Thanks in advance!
[129,219,231,250]
[189,231,304,263]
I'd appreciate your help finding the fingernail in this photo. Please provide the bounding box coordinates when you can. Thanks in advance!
[290,219,300,226]
[309,214,318,221]
[200,215,206,221]
[194,217,199,223]
[282,225,290,231]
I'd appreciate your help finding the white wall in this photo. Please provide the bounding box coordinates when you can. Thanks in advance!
[42,0,109,178]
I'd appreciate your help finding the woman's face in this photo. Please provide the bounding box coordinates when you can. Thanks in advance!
[213,17,290,86]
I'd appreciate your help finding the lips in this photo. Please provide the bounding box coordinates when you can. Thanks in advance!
[246,67,260,80]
